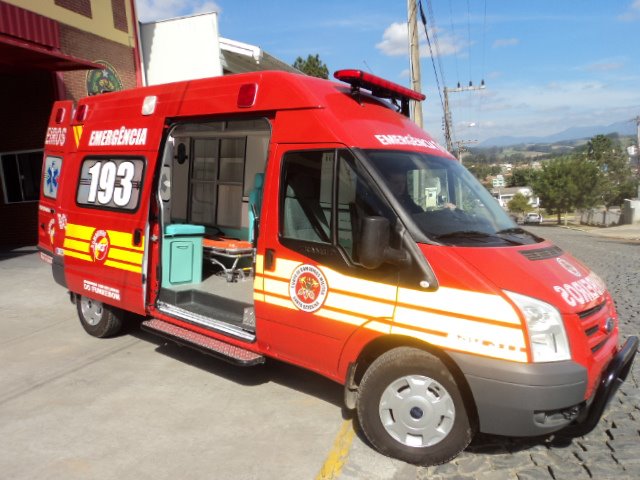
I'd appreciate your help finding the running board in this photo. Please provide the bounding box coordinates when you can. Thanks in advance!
[156,301,255,342]
[141,318,265,366]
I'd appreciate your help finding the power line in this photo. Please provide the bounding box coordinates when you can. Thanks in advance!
[418,1,444,117]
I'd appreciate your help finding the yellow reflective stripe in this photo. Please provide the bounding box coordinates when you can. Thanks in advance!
[63,249,92,262]
[108,247,143,265]
[255,254,264,274]
[63,238,90,253]
[391,318,527,362]
[253,292,265,302]
[263,293,296,310]
[107,230,144,251]
[397,286,521,325]
[66,223,94,241]
[104,260,142,273]
[325,291,394,319]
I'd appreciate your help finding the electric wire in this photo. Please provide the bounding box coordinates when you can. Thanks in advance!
[418,1,444,117]
[421,0,457,147]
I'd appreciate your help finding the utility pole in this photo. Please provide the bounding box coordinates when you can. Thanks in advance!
[443,81,486,158]
[408,0,423,128]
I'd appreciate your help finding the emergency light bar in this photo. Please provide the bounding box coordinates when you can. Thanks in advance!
[334,69,425,116]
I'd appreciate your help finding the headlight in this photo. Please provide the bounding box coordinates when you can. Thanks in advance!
[505,291,570,362]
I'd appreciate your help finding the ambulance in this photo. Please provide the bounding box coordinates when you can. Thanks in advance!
[38,69,637,465]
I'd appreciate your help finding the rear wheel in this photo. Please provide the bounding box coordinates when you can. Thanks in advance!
[76,295,123,338]
[357,347,474,465]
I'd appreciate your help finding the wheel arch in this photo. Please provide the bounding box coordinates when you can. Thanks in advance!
[344,334,479,429]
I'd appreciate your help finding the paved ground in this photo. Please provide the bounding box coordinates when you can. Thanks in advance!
[1,224,638,479]
[340,225,640,480]
[0,249,344,480]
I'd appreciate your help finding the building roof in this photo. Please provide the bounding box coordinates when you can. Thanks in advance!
[219,37,300,74]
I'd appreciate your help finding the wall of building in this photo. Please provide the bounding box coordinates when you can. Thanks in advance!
[60,24,137,101]
[0,0,140,247]
[2,0,137,48]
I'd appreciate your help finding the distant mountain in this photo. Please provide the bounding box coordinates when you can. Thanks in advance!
[480,120,636,147]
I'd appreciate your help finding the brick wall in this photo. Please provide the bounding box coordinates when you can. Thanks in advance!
[111,0,128,32]
[59,24,137,102]
[54,0,92,18]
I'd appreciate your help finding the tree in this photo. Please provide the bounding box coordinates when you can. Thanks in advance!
[586,135,638,209]
[507,192,532,217]
[509,167,539,187]
[532,155,600,224]
[292,54,329,79]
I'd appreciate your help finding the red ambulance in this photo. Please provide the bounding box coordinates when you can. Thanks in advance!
[38,69,637,465]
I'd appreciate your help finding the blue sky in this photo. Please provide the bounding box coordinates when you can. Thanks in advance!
[136,0,640,144]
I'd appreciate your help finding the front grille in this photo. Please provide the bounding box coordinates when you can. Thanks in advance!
[577,300,612,355]
[578,302,605,320]
[520,245,563,261]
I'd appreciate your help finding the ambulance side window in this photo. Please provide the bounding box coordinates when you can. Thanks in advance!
[280,149,395,268]
[76,157,144,211]
[336,151,395,264]
[280,150,332,244]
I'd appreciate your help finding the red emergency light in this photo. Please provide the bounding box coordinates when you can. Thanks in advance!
[237,83,258,108]
[334,69,425,116]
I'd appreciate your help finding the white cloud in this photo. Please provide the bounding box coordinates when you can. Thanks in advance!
[580,60,625,72]
[618,0,640,21]
[136,0,221,23]
[376,22,465,58]
[492,38,519,48]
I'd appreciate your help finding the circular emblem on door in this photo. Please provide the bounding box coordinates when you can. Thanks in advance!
[90,229,110,263]
[556,257,582,277]
[289,264,328,313]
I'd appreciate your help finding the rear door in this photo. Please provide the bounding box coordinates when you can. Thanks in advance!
[60,120,156,316]
[39,101,73,261]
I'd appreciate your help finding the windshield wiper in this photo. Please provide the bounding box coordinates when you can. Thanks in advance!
[496,227,526,235]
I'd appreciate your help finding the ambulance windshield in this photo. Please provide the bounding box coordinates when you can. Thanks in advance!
[365,150,541,246]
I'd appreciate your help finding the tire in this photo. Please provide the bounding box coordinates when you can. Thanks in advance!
[357,347,475,465]
[76,295,123,338]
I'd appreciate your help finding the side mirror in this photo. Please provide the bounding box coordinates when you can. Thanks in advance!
[359,216,410,269]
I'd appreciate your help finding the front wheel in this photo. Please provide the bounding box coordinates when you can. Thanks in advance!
[76,295,123,338]
[357,347,475,465]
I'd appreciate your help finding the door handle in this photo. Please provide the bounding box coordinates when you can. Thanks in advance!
[133,229,143,246]
[265,248,275,271]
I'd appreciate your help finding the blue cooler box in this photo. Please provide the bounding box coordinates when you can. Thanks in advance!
[162,224,205,287]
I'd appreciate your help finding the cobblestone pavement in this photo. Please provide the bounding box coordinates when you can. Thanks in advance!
[342,226,639,480]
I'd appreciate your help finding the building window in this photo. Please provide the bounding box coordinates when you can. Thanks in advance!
[111,0,128,32]
[0,150,43,204]
[54,0,92,18]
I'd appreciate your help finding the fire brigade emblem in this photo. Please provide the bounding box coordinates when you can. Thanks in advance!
[90,229,110,263]
[289,264,328,313]
[556,257,582,277]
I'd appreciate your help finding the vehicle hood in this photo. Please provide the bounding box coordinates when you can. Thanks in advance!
[432,241,608,314]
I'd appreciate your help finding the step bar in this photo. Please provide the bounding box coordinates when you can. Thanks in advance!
[141,318,265,366]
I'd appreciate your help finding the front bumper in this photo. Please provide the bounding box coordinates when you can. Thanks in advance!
[449,336,638,437]
[563,335,638,437]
